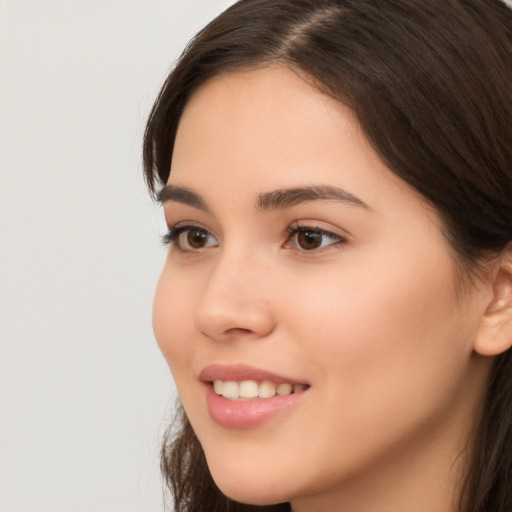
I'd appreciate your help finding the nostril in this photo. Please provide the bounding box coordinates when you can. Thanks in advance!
[224,327,254,336]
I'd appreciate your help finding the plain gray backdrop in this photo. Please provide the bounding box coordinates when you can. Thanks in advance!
[0,1,235,511]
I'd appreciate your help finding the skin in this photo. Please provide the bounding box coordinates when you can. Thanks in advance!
[152,66,497,512]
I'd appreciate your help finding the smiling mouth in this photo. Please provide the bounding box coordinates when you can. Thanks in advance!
[211,380,309,401]
[201,366,311,427]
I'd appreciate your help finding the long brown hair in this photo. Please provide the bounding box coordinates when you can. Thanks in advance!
[143,1,512,511]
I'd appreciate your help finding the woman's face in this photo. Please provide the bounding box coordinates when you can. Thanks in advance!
[153,67,491,510]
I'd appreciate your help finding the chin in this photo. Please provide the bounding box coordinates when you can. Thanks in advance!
[205,454,295,506]
[214,480,289,507]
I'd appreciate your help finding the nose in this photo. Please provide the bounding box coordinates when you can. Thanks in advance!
[193,251,276,342]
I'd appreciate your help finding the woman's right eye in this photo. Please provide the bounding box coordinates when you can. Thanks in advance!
[162,225,219,251]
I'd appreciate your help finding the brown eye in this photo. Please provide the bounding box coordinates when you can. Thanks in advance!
[297,230,323,250]
[288,226,345,252]
[171,226,218,251]
[185,228,209,249]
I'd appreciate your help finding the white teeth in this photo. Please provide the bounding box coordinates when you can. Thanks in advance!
[212,379,307,400]
[213,380,223,395]
[258,380,276,398]
[221,381,239,399]
[276,383,293,396]
[239,380,259,398]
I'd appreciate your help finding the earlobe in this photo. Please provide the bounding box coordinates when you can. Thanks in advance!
[474,245,512,357]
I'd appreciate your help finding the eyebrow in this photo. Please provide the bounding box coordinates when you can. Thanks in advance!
[256,185,369,210]
[157,185,209,211]
[157,184,369,211]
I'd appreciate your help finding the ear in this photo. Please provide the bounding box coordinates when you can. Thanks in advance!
[473,244,512,357]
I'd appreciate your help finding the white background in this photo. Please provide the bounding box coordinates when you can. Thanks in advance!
[0,1,235,511]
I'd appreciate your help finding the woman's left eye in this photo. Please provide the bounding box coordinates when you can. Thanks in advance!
[285,225,347,251]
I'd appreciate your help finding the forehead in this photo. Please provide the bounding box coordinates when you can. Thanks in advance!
[171,66,393,195]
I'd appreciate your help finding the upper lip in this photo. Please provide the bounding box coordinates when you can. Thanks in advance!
[199,364,309,385]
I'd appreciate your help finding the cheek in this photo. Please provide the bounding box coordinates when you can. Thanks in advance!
[257,252,477,487]
[279,248,471,410]
[152,266,196,378]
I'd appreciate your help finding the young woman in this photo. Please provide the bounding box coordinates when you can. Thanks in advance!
[143,1,512,511]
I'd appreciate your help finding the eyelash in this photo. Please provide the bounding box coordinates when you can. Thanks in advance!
[161,223,347,253]
[161,224,212,248]
[285,224,347,252]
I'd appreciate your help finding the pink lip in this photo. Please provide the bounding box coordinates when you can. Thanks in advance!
[199,364,310,429]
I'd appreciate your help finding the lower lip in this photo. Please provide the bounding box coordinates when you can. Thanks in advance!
[205,384,307,428]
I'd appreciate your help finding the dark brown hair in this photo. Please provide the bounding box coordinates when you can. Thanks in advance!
[143,1,512,511]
